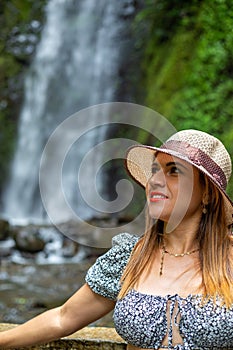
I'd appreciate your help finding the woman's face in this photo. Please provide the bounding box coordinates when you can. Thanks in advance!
[146,152,204,224]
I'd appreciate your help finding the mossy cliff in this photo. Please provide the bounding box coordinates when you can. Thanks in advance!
[136,0,233,196]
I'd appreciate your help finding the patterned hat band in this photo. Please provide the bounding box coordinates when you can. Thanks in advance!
[159,140,227,190]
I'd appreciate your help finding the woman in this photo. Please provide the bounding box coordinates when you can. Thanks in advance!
[0,129,233,349]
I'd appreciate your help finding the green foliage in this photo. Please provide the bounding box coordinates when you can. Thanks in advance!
[135,0,202,43]
[136,0,233,198]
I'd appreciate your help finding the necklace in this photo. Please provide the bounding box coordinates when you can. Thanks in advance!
[159,245,199,276]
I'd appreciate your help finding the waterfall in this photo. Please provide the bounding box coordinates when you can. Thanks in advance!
[2,0,137,224]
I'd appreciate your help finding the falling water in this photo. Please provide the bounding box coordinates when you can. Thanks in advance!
[2,0,137,224]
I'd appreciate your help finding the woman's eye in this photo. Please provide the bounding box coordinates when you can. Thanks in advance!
[151,166,159,174]
[169,166,181,174]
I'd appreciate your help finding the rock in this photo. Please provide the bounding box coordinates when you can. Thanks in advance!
[0,247,11,258]
[0,324,127,349]
[0,219,10,240]
[13,227,46,253]
[62,237,79,258]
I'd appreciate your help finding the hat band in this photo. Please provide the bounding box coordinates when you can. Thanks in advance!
[160,140,227,190]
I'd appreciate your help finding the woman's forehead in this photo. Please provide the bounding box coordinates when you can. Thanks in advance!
[154,152,182,163]
[153,152,194,171]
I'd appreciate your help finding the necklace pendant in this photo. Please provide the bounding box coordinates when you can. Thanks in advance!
[159,248,165,276]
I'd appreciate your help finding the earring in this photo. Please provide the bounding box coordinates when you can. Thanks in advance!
[202,193,209,214]
[202,204,207,214]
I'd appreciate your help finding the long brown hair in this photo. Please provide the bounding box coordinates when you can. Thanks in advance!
[118,175,233,307]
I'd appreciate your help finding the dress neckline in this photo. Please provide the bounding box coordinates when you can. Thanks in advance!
[129,288,203,301]
[125,289,229,309]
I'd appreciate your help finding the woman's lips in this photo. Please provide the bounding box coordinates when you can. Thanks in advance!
[149,191,168,202]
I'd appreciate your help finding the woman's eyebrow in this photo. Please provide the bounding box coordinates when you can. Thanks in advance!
[152,160,188,170]
[152,161,189,172]
[166,161,188,170]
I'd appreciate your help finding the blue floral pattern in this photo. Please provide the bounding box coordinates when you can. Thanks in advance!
[85,233,233,349]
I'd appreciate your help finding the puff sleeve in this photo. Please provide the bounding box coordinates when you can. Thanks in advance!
[85,232,139,300]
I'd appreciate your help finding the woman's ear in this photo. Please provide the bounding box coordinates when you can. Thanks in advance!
[202,192,209,206]
[200,172,209,206]
[201,189,209,215]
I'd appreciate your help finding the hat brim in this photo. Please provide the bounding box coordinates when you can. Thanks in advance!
[125,145,233,225]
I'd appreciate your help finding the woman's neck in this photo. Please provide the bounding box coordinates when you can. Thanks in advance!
[162,217,200,254]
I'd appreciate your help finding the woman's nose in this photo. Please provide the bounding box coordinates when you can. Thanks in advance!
[149,170,166,187]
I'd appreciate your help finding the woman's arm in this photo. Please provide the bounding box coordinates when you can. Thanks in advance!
[0,283,115,349]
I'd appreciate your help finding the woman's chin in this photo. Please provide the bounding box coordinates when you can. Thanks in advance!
[148,209,169,222]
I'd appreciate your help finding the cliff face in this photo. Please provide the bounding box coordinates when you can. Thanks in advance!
[135,0,233,197]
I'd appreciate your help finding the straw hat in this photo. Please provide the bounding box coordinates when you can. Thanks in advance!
[125,129,233,225]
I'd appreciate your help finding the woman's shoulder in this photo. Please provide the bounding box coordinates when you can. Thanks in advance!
[93,232,140,265]
[111,232,140,250]
[85,232,140,300]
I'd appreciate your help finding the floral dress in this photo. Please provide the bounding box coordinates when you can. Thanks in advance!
[86,233,233,349]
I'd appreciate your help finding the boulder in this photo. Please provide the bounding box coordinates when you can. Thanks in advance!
[0,219,10,240]
[13,227,46,253]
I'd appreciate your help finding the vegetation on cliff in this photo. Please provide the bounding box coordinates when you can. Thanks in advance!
[135,0,233,196]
